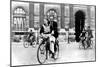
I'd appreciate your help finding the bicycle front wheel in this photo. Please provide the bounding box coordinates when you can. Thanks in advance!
[90,40,93,49]
[37,43,47,64]
[32,41,36,48]
[54,43,59,60]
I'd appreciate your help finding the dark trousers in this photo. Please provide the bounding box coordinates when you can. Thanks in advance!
[87,38,91,47]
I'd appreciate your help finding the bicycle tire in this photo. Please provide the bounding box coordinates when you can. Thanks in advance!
[90,40,93,49]
[54,43,59,60]
[37,43,47,64]
[82,40,87,49]
[23,42,29,48]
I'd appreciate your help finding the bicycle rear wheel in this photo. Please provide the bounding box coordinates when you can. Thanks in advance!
[82,40,87,49]
[90,40,93,49]
[24,42,29,48]
[37,43,47,64]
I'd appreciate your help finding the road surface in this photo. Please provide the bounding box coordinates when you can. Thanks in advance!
[11,41,95,66]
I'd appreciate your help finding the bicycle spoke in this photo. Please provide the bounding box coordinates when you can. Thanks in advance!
[24,42,29,48]
[37,44,47,64]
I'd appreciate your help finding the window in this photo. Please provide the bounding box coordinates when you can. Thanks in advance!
[34,16,39,28]
[64,5,70,29]
[90,6,95,30]
[34,3,40,16]
[13,7,27,31]
[34,3,40,29]
[65,18,69,28]
[90,6,95,19]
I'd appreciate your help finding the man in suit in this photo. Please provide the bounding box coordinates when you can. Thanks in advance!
[49,16,59,58]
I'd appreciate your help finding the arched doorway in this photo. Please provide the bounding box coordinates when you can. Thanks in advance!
[13,6,27,31]
[75,10,85,42]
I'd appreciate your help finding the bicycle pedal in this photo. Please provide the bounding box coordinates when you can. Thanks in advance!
[41,52,44,54]
[41,51,44,54]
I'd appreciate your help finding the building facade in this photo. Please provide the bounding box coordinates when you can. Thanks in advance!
[11,1,95,42]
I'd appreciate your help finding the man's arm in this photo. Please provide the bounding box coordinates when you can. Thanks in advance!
[53,21,59,38]
[40,26,44,34]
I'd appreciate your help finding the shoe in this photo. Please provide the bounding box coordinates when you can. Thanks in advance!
[51,53,54,58]
[30,42,32,46]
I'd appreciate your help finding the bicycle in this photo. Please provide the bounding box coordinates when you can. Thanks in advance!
[87,38,93,49]
[37,34,59,64]
[23,35,36,48]
[79,36,88,49]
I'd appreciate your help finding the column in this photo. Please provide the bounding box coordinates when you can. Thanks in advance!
[60,4,65,28]
[29,3,34,28]
[68,4,74,43]
[87,6,91,26]
[40,3,44,26]
[69,4,73,28]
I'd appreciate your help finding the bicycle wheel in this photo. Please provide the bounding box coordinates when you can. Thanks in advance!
[90,40,93,49]
[24,41,29,48]
[82,40,87,49]
[79,42,82,49]
[37,43,47,64]
[32,41,36,48]
[79,38,86,49]
[54,43,59,60]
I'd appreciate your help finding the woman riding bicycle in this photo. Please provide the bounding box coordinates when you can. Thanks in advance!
[40,18,55,59]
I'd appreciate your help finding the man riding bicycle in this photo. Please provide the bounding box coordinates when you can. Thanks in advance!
[27,30,35,45]
[86,26,93,48]
[80,28,87,48]
[49,16,59,58]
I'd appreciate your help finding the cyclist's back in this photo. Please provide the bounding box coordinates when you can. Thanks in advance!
[27,30,33,40]
[80,30,86,39]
